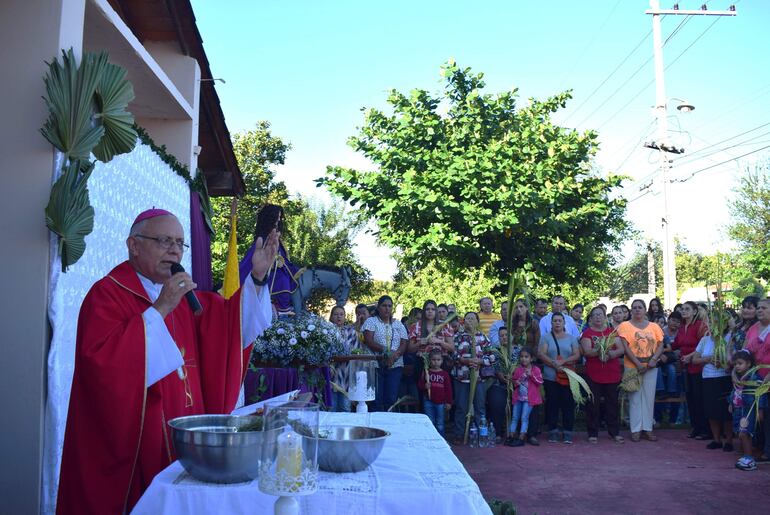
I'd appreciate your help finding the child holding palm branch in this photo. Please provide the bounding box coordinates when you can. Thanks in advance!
[505,348,543,447]
[730,350,766,471]
[418,349,453,436]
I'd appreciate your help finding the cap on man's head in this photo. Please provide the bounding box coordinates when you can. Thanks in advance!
[131,208,174,227]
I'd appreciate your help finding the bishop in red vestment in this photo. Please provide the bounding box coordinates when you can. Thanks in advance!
[56,210,279,514]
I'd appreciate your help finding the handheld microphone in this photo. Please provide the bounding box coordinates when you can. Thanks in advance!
[170,262,203,315]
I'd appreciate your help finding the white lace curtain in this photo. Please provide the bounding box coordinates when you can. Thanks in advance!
[41,142,191,514]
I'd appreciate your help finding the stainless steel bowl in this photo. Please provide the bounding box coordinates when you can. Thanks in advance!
[168,414,276,483]
[311,426,389,473]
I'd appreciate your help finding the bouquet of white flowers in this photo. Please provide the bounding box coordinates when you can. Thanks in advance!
[250,313,346,367]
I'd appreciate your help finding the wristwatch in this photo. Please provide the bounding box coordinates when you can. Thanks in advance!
[251,273,268,286]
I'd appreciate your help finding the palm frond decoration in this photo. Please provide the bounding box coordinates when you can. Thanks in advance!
[92,58,137,162]
[45,160,95,271]
[41,49,105,160]
[41,48,137,270]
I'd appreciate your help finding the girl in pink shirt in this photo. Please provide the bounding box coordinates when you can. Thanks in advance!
[505,349,543,447]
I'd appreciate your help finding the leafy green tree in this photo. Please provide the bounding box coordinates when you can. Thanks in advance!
[211,123,371,306]
[729,269,766,302]
[211,122,290,284]
[599,242,658,303]
[281,197,371,306]
[318,60,628,286]
[390,261,499,315]
[728,159,770,280]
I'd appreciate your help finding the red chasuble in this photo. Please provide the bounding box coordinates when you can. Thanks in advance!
[56,262,252,515]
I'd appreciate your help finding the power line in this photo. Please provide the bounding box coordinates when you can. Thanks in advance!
[673,121,770,161]
[664,16,721,69]
[556,0,624,88]
[664,13,693,44]
[575,56,653,128]
[670,143,770,184]
[627,190,652,203]
[627,167,660,191]
[612,120,656,171]
[673,125,770,167]
[595,16,723,132]
[562,29,652,125]
[690,83,770,133]
[627,188,661,204]
[572,14,694,128]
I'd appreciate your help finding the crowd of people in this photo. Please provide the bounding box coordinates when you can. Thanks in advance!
[329,294,770,472]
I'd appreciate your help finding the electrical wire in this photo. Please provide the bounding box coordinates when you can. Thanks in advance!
[572,14,695,128]
[690,83,770,133]
[561,29,652,125]
[595,16,723,133]
[670,143,770,183]
[674,130,770,167]
[664,16,721,69]
[575,57,654,129]
[614,126,654,171]
[664,13,693,44]
[627,190,652,203]
[555,0,624,89]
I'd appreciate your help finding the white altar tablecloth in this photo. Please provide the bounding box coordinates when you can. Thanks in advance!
[132,412,491,515]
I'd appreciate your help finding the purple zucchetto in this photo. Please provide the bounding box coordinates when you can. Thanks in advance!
[131,208,175,227]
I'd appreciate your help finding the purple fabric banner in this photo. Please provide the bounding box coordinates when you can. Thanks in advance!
[189,191,213,292]
[243,367,333,407]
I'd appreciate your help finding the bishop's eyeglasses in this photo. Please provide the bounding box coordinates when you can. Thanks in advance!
[134,235,189,251]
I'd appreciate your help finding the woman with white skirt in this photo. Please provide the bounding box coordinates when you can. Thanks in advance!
[617,299,665,442]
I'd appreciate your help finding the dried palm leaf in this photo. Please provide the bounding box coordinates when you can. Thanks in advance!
[463,367,479,444]
[563,367,592,405]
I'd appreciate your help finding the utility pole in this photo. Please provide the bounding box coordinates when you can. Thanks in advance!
[647,241,656,296]
[645,1,736,310]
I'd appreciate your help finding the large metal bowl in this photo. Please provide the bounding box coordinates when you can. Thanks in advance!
[311,426,389,473]
[168,414,276,483]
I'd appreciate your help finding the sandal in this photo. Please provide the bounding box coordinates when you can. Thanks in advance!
[630,432,641,442]
[641,431,658,442]
[613,435,625,444]
[588,436,598,444]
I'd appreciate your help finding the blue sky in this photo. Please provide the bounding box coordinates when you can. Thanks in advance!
[192,0,770,279]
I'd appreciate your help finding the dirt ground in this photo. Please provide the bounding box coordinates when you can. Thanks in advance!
[452,429,770,515]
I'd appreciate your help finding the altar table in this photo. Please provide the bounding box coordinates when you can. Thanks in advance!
[131,412,491,515]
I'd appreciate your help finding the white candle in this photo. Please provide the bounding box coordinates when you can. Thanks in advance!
[276,427,303,478]
[355,370,367,398]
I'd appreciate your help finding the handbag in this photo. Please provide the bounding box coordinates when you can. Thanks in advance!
[552,331,573,386]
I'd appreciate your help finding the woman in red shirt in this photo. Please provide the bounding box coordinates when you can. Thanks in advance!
[581,306,625,444]
[674,301,710,439]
